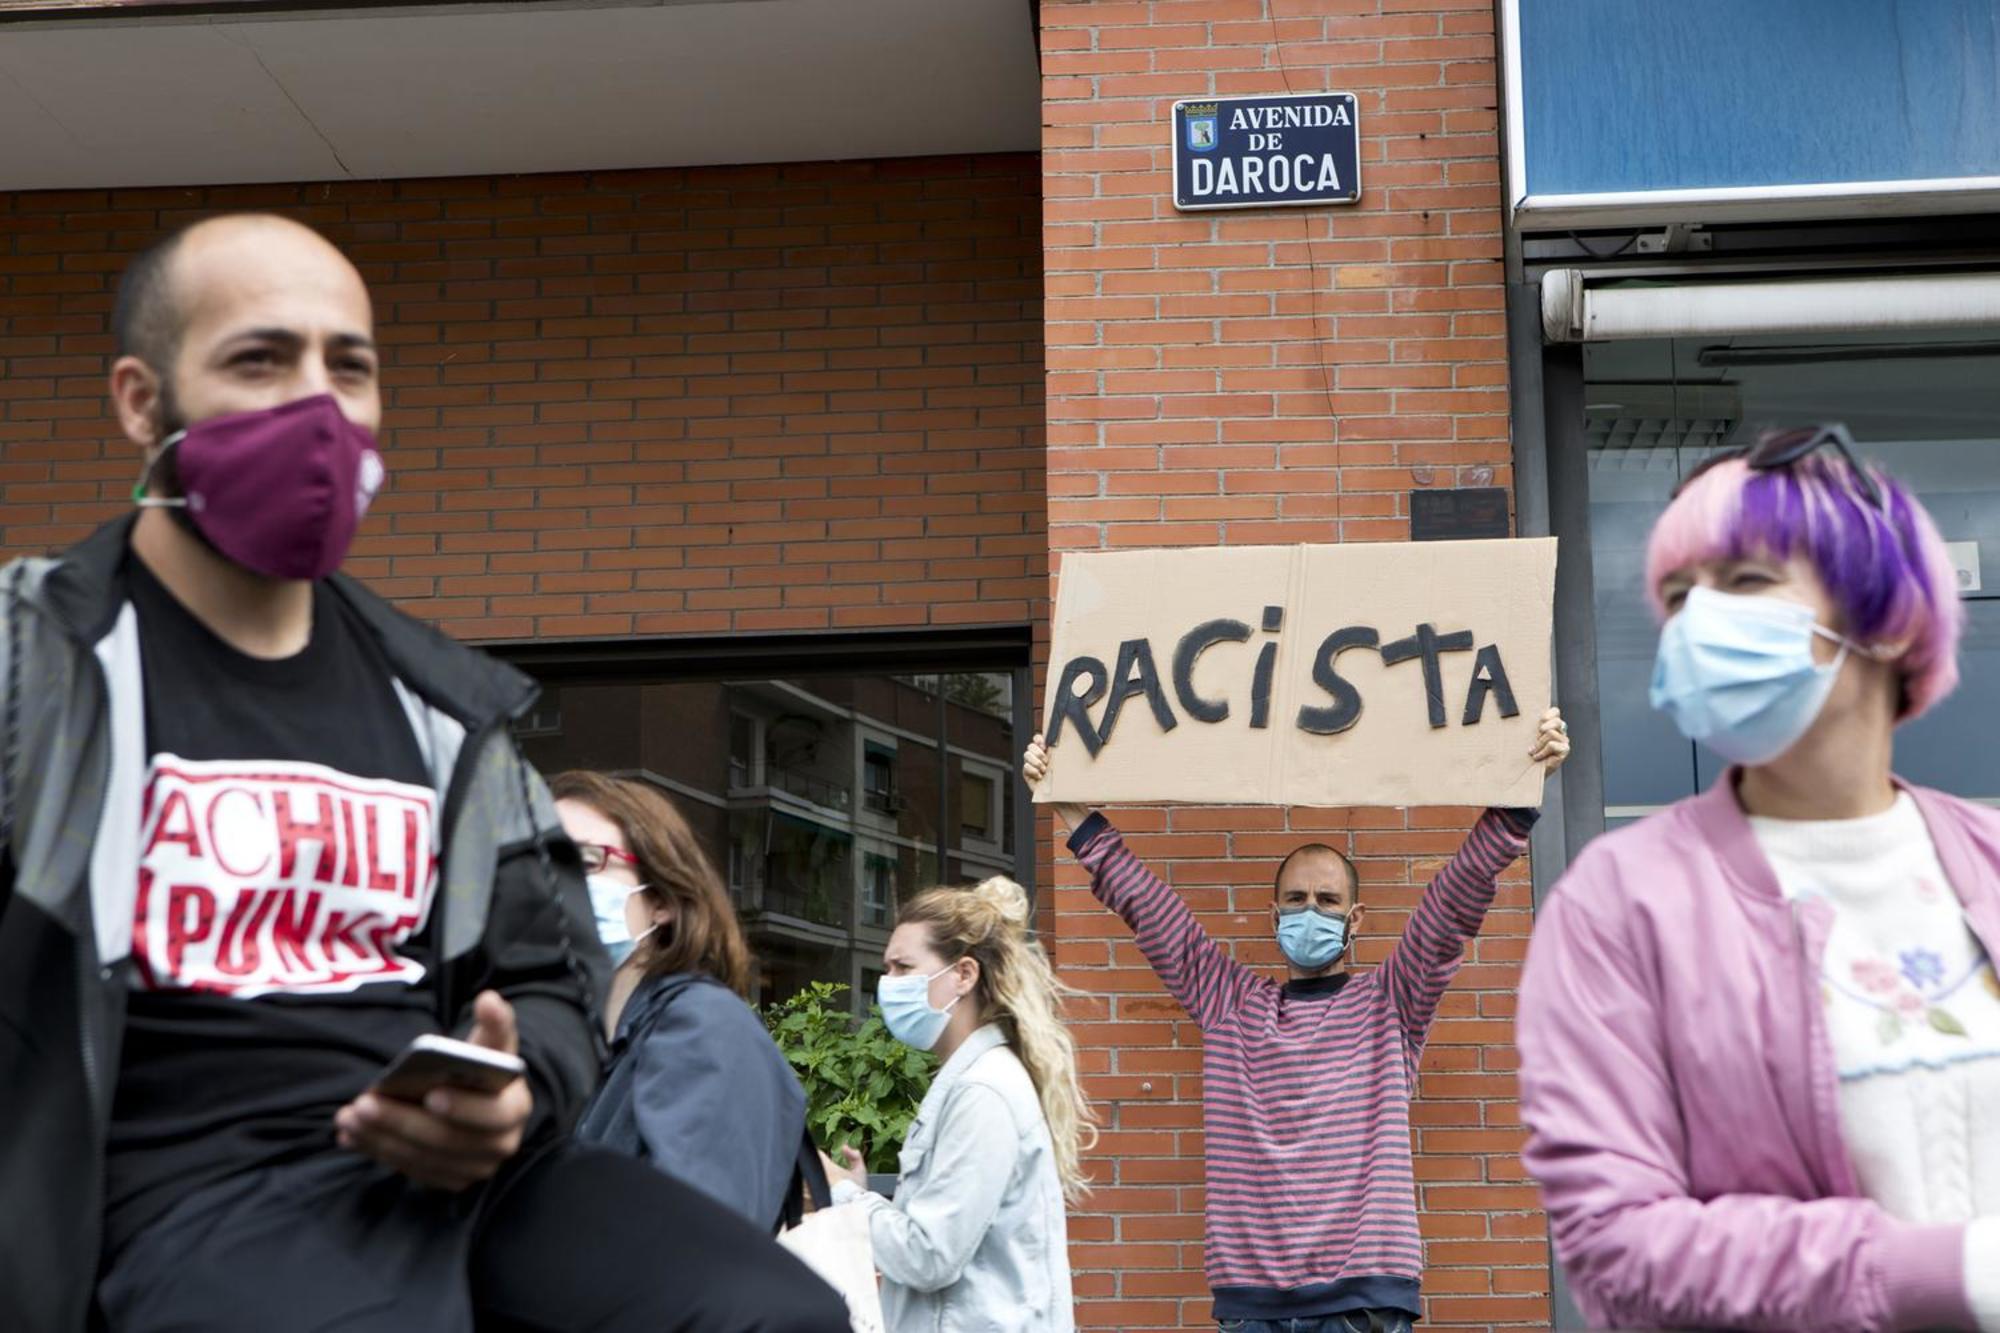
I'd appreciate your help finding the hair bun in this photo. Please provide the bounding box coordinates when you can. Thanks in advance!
[970,876,1031,931]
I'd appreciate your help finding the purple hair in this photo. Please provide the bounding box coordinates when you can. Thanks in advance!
[1644,452,1963,719]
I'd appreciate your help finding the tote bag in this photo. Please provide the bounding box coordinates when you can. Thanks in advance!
[777,1199,884,1333]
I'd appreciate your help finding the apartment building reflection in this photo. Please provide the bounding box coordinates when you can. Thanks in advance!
[516,672,1019,1008]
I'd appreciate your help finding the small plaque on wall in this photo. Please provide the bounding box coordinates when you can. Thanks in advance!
[1411,487,1512,542]
[1172,93,1361,211]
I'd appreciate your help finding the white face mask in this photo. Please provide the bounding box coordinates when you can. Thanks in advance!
[876,967,959,1051]
[1650,586,1877,766]
[586,874,655,966]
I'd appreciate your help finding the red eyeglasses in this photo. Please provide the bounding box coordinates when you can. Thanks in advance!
[576,842,640,875]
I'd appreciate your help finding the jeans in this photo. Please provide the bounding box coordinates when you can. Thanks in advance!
[1219,1314,1417,1333]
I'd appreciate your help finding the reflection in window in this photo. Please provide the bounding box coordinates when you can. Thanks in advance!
[863,743,898,815]
[728,713,758,789]
[962,771,995,842]
[1582,331,2000,822]
[862,854,896,928]
[513,671,1024,1013]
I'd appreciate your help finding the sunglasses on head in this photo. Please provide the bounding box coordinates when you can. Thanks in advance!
[1673,423,1886,512]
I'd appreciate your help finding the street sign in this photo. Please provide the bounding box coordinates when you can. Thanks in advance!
[1171,93,1362,212]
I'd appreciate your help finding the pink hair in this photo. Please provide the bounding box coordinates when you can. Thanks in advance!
[1644,455,1963,720]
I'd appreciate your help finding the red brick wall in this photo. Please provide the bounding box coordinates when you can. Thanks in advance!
[0,42,1546,1327]
[1039,3,1545,1330]
[0,156,1046,639]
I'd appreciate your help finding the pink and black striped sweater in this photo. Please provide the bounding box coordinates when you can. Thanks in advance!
[1067,807,1535,1322]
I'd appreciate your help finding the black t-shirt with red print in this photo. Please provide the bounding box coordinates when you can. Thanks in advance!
[104,556,443,1256]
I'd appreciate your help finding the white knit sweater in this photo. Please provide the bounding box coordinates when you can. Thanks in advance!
[1750,793,2000,1331]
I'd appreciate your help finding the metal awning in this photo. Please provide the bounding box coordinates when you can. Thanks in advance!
[0,0,1039,190]
[1542,270,2000,343]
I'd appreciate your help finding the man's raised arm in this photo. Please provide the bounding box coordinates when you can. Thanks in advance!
[1027,735,1255,1031]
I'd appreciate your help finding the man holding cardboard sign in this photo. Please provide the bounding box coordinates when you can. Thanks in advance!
[1025,539,1568,1332]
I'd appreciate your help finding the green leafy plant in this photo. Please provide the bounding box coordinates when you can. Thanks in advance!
[763,981,935,1175]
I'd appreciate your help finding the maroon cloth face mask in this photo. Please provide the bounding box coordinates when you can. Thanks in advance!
[139,394,385,581]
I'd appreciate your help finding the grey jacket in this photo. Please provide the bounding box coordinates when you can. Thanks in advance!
[574,970,806,1230]
[843,1025,1075,1333]
[0,518,609,1333]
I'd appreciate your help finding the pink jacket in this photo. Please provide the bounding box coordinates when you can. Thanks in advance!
[1517,775,2000,1332]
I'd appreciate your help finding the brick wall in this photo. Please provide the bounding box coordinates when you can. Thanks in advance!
[1038,3,1545,1330]
[0,34,1547,1326]
[0,155,1046,640]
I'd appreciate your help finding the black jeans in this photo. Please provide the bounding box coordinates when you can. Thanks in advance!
[1219,1314,1417,1333]
[98,1144,846,1333]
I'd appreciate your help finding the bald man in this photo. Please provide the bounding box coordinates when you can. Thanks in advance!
[0,216,843,1333]
[1024,716,1569,1333]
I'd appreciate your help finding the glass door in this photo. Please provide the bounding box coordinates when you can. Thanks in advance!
[1581,331,2000,828]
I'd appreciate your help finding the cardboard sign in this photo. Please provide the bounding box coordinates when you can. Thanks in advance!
[1035,539,1558,809]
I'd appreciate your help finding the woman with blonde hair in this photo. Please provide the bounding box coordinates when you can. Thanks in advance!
[821,875,1093,1332]
[553,770,810,1233]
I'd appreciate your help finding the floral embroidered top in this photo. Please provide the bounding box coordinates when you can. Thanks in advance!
[1749,789,2000,1323]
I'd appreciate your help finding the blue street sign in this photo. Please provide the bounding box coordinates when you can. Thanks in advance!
[1171,93,1361,211]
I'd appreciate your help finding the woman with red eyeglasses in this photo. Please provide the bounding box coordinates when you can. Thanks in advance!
[551,771,810,1233]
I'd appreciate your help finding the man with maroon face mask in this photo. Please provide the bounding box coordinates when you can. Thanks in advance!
[0,215,845,1333]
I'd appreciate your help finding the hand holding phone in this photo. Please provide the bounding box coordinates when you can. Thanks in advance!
[373,1032,526,1104]
[338,991,533,1192]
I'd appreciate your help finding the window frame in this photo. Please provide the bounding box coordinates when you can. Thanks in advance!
[958,762,1003,852]
[494,624,1040,1008]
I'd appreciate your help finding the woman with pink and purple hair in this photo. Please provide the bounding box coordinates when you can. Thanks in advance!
[1517,425,2000,1332]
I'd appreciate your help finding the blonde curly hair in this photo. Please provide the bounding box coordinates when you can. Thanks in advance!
[898,876,1098,1202]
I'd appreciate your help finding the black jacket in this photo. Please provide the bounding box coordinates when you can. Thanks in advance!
[0,517,609,1332]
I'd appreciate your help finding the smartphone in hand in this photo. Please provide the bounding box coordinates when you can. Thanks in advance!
[374,1033,526,1104]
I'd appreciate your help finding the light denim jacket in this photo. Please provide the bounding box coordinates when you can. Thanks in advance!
[838,1025,1073,1332]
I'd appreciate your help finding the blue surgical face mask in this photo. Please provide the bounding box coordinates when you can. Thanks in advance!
[1277,906,1349,971]
[1650,586,1869,767]
[877,967,960,1051]
[587,874,655,967]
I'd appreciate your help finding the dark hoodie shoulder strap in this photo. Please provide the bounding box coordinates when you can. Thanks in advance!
[781,1125,832,1232]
